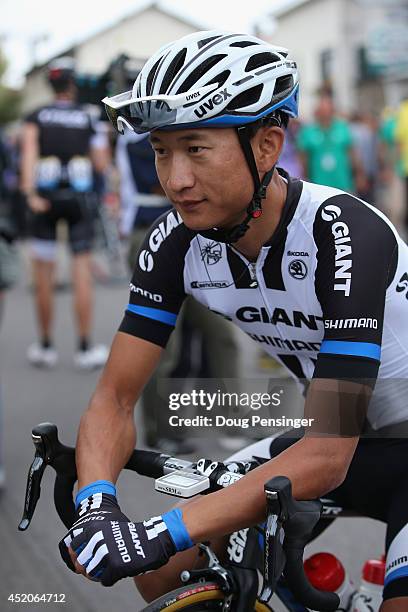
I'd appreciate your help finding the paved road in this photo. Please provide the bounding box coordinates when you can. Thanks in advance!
[0,269,385,612]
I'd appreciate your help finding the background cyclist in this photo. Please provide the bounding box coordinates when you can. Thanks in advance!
[20,58,110,369]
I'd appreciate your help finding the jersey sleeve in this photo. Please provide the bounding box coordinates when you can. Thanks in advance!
[312,194,398,382]
[118,209,191,347]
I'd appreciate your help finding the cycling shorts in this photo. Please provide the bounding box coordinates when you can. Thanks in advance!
[27,192,98,255]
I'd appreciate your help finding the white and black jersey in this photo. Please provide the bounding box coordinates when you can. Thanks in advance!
[120,171,408,431]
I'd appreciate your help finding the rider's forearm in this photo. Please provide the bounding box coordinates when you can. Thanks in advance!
[76,388,136,490]
[183,436,358,543]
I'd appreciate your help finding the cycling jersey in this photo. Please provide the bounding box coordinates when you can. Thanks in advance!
[119,170,408,431]
[25,101,97,164]
[25,101,103,193]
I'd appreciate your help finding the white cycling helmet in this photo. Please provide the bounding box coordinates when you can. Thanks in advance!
[103,30,298,134]
[103,31,299,243]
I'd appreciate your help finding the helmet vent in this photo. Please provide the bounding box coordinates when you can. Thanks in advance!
[206,69,231,88]
[274,74,294,96]
[227,84,263,110]
[229,40,259,48]
[159,49,187,94]
[176,54,227,94]
[197,35,223,49]
[245,52,281,72]
[146,57,163,96]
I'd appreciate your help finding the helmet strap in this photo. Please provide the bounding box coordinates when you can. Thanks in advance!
[198,125,275,244]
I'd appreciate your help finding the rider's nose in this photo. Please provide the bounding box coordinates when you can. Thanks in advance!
[166,154,195,193]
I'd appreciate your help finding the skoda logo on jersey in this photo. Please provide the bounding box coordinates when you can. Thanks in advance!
[288,259,307,280]
[200,241,222,265]
[321,204,342,222]
[139,250,154,272]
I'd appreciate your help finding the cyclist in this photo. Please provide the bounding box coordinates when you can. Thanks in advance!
[59,32,408,611]
[21,57,110,369]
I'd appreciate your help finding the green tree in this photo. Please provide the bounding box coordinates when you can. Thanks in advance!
[0,49,21,126]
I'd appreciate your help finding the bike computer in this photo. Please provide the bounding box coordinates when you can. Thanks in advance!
[155,470,210,497]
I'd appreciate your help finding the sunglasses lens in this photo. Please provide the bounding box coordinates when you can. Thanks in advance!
[104,104,120,132]
[103,93,178,134]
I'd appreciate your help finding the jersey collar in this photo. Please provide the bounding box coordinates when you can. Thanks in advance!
[263,168,303,249]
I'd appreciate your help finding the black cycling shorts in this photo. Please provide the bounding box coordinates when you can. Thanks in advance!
[28,193,98,254]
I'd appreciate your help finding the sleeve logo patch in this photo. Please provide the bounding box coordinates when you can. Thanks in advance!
[139,250,154,272]
[321,204,341,222]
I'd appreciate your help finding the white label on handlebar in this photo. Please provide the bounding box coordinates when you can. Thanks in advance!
[163,458,194,474]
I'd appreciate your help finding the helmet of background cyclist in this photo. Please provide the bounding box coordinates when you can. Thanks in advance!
[47,57,76,93]
[103,31,299,242]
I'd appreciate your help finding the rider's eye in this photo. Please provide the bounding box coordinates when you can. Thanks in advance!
[189,146,204,153]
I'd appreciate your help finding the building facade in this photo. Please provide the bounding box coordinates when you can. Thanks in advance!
[262,0,408,119]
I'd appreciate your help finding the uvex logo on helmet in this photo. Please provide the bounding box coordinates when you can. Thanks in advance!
[194,88,232,119]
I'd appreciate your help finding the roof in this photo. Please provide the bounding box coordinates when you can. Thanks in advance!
[82,2,206,45]
[26,2,205,77]
[271,0,315,19]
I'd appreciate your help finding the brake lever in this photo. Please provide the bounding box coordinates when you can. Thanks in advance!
[18,423,76,531]
[18,447,47,531]
[258,482,286,603]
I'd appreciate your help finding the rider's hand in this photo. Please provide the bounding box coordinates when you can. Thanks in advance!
[59,482,193,586]
[26,193,50,213]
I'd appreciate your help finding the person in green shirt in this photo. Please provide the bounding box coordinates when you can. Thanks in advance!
[379,111,404,179]
[297,93,365,194]
[378,108,405,232]
[395,100,408,236]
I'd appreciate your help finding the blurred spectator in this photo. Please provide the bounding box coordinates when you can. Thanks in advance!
[20,58,110,369]
[116,127,241,453]
[378,107,404,226]
[350,112,378,202]
[396,98,408,234]
[0,128,20,493]
[116,130,171,263]
[278,119,304,179]
[116,128,191,453]
[297,93,366,193]
[0,130,19,320]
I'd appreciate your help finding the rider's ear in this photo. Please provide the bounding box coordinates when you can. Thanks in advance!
[254,126,284,172]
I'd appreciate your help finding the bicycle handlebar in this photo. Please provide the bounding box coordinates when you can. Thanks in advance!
[19,423,340,611]
[19,422,174,531]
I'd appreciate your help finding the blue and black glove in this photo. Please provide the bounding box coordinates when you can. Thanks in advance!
[59,480,194,586]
